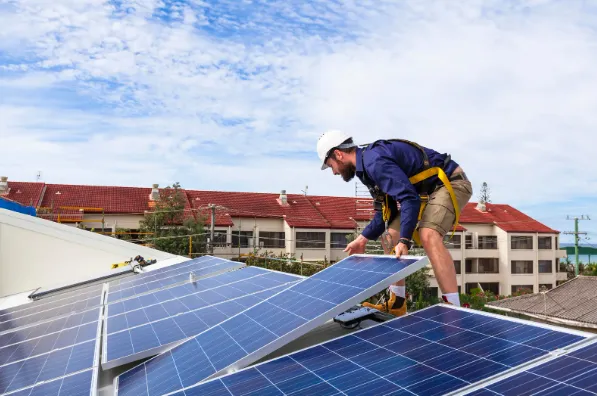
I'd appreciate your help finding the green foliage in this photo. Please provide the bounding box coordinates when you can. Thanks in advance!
[242,249,326,277]
[139,182,207,256]
[115,227,133,241]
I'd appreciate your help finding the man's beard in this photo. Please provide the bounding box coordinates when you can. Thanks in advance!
[338,162,356,182]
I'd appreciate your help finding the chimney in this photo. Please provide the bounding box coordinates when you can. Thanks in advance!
[149,184,160,201]
[277,189,288,206]
[476,201,487,212]
[0,176,8,194]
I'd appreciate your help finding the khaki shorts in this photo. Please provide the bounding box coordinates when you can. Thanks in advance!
[389,178,473,237]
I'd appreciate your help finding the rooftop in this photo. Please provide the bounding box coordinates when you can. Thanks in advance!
[486,276,597,329]
[2,179,559,233]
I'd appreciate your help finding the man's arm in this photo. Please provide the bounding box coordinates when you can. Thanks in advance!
[361,210,385,241]
[369,155,421,241]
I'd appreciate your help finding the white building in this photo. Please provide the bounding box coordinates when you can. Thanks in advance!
[0,178,567,298]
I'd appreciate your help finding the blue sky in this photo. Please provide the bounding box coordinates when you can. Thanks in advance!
[0,0,596,242]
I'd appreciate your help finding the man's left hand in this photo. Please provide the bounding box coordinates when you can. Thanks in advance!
[394,242,409,258]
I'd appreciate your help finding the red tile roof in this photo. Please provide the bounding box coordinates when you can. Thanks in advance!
[2,180,558,233]
[460,202,558,234]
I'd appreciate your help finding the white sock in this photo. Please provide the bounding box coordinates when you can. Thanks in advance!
[443,292,460,306]
[389,285,406,298]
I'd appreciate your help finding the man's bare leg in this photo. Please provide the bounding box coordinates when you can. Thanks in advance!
[420,227,460,305]
[388,228,406,289]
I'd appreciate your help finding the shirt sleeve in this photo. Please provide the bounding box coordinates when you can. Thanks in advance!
[367,153,421,241]
[361,210,385,240]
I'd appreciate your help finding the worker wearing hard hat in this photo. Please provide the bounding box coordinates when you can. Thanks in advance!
[317,130,472,315]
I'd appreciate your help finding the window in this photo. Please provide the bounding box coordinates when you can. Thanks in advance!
[296,232,326,249]
[232,231,253,248]
[512,285,533,294]
[444,234,461,249]
[212,229,228,247]
[478,236,497,249]
[465,259,473,273]
[511,260,533,274]
[466,283,499,295]
[538,236,552,249]
[478,258,499,273]
[511,236,533,249]
[539,283,553,291]
[259,232,285,248]
[331,232,353,249]
[465,234,474,249]
[539,260,553,273]
[454,260,461,274]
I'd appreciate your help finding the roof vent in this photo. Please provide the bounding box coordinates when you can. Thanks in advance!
[277,190,289,207]
[149,184,160,201]
[476,201,487,212]
[0,176,8,194]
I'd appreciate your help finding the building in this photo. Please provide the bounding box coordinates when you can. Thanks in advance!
[0,177,567,297]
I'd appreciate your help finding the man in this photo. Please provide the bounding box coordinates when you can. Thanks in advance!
[317,130,472,315]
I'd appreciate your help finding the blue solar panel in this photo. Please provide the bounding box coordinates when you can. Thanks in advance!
[3,369,94,396]
[0,294,104,333]
[115,254,429,396]
[175,305,589,396]
[0,284,103,319]
[466,340,597,395]
[103,267,301,369]
[106,256,243,303]
[0,305,102,395]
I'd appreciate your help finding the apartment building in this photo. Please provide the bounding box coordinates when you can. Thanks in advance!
[0,177,567,296]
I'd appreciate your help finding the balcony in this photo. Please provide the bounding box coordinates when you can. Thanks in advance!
[464,249,500,259]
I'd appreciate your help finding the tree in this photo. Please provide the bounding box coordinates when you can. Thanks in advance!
[479,182,491,203]
[139,182,207,256]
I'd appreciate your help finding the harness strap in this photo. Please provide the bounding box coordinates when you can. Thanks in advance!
[408,166,460,246]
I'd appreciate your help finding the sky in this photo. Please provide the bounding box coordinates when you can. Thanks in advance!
[0,0,596,243]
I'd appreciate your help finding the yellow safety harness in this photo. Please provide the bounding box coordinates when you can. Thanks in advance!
[363,139,461,250]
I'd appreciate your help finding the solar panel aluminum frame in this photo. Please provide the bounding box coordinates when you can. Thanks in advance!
[170,303,595,396]
[113,254,429,393]
[101,267,303,370]
[90,284,106,396]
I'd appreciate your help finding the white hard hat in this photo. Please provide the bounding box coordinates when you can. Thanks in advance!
[317,130,355,170]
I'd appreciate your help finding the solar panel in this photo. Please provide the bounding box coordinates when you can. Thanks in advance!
[114,254,429,395]
[102,267,302,369]
[462,339,597,395]
[0,295,103,395]
[0,284,103,324]
[0,292,103,333]
[106,256,244,303]
[174,304,591,396]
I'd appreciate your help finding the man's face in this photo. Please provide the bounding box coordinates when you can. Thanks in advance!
[327,151,356,182]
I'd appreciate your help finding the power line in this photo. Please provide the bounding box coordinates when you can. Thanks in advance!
[563,215,591,276]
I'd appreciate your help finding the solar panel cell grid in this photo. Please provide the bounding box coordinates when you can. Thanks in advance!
[2,369,94,396]
[106,256,242,303]
[470,342,597,396]
[103,268,301,369]
[177,305,587,396]
[115,255,429,395]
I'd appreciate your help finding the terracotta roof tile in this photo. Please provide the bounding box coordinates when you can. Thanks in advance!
[2,181,558,234]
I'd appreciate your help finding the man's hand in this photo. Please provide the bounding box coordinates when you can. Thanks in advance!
[394,242,409,259]
[344,234,368,255]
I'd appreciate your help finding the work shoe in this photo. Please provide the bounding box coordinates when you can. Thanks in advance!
[363,292,407,317]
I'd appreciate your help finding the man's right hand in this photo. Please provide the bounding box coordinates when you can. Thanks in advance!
[344,234,368,255]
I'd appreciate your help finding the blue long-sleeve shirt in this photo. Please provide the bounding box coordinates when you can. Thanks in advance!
[356,140,460,241]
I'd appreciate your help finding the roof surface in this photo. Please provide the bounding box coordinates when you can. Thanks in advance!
[4,180,557,232]
[487,276,597,325]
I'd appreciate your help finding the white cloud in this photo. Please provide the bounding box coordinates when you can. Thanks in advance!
[0,0,596,238]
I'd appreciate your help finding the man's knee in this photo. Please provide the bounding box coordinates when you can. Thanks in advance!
[419,227,442,247]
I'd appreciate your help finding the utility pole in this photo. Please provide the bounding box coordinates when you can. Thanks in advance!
[564,215,590,276]
[209,204,216,255]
